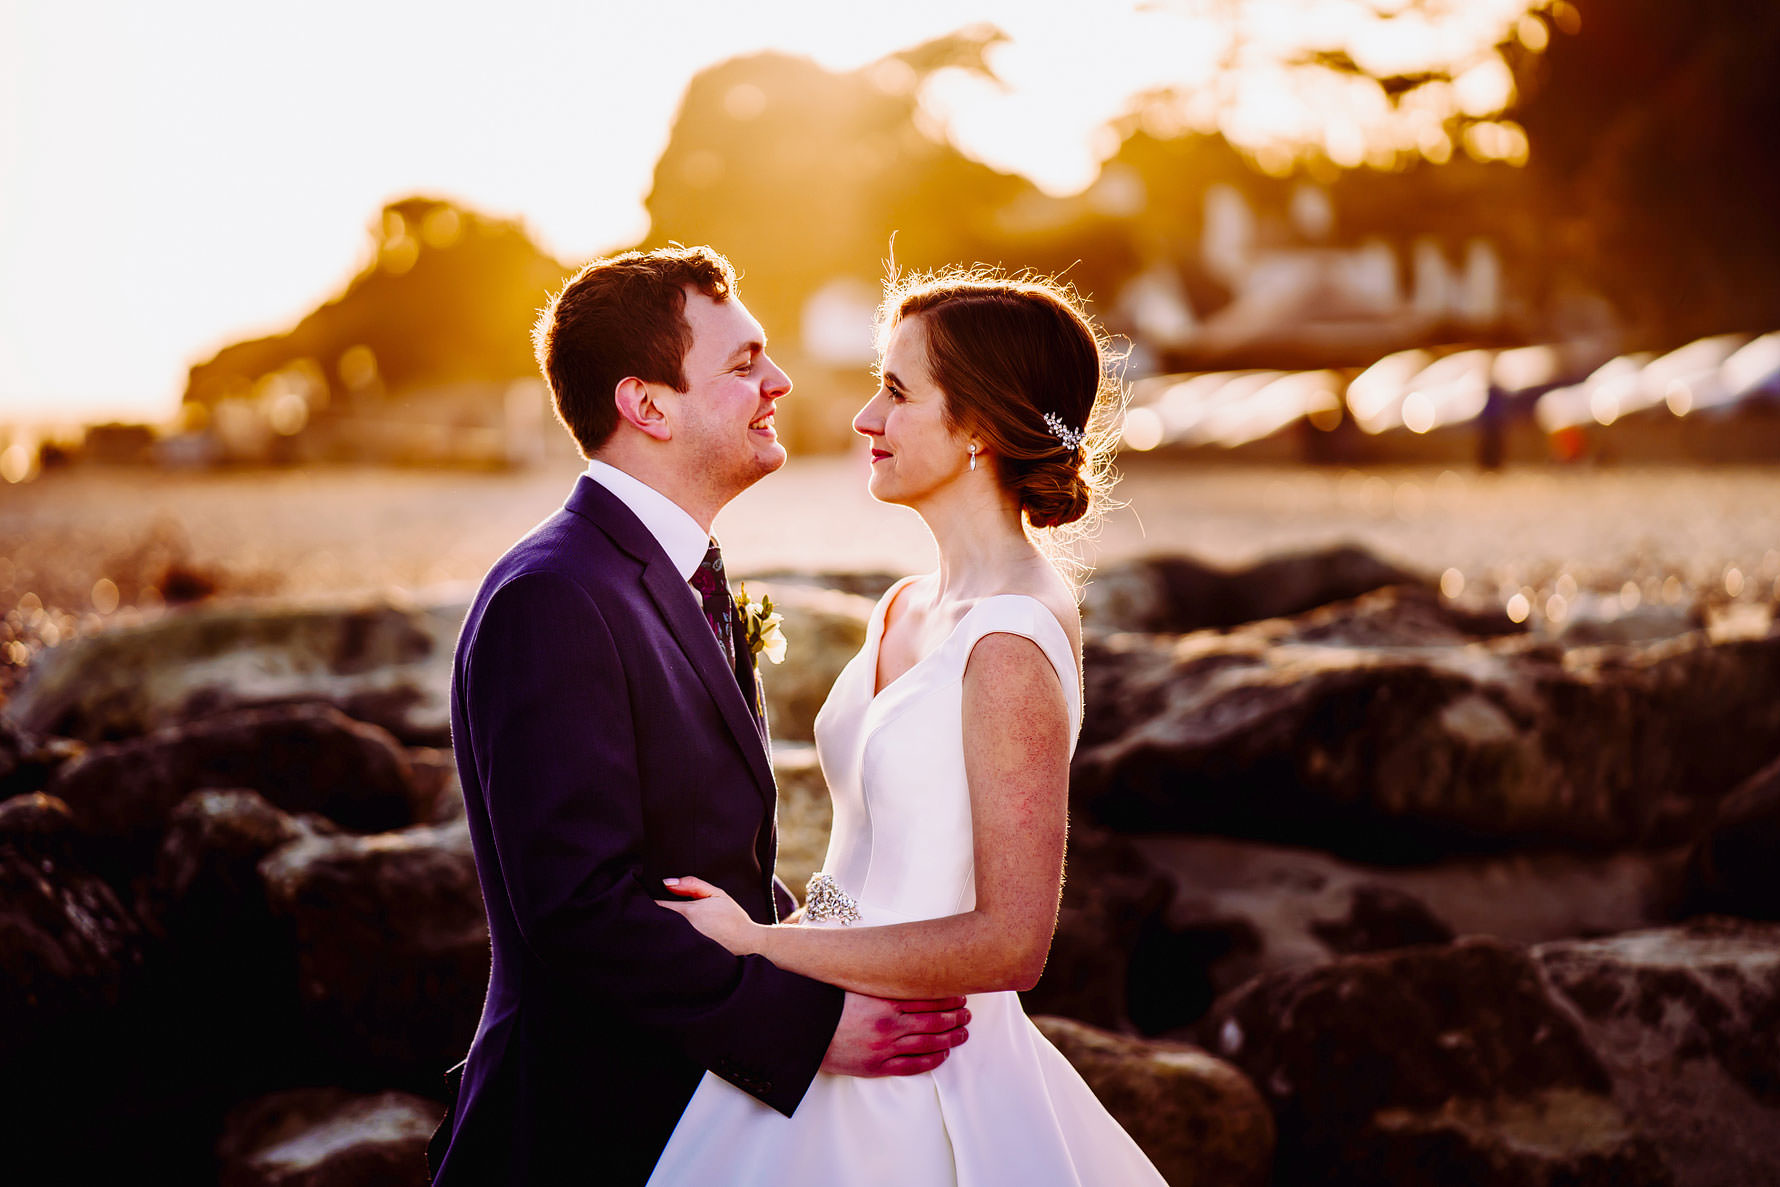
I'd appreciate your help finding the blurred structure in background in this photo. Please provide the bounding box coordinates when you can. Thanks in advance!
[10,0,1771,475]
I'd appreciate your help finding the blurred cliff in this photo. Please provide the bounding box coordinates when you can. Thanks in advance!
[174,197,574,467]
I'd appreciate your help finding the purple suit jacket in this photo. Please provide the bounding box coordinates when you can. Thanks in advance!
[428,475,844,1185]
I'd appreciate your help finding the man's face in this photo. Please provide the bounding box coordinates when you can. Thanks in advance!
[665,289,792,503]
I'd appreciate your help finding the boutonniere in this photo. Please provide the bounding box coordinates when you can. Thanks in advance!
[735,583,787,665]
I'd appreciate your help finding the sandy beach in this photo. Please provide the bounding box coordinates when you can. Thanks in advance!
[4,455,1778,619]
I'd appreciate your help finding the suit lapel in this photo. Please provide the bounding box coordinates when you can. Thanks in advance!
[732,620,768,746]
[565,477,776,806]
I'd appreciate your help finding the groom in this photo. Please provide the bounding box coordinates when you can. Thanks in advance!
[427,246,971,1185]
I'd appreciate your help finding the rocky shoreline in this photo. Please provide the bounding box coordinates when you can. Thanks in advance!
[3,547,1777,1185]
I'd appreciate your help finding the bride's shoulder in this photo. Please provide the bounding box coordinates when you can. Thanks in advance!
[972,576,1081,655]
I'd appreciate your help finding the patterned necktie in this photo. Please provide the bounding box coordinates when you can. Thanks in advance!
[689,539,738,674]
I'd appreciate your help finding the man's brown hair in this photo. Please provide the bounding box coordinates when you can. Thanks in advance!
[533,245,737,455]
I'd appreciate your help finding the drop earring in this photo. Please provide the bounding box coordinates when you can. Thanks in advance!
[969,443,977,472]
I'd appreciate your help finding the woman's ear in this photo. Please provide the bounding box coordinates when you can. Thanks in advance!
[614,376,673,442]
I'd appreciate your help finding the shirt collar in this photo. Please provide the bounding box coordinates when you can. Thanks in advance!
[582,459,710,583]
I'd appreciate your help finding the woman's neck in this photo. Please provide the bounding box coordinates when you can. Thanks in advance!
[914,480,1042,602]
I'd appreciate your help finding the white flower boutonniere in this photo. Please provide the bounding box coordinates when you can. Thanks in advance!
[735,583,787,665]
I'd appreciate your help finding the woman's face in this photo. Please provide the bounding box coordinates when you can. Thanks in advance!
[853,315,974,508]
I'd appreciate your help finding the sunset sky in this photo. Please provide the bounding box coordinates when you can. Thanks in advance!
[0,0,1535,427]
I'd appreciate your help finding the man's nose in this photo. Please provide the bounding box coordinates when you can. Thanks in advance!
[762,356,792,399]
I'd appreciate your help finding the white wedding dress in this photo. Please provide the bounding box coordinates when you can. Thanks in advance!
[648,578,1167,1186]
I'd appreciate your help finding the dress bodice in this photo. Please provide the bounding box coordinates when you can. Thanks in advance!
[811,577,1082,925]
[650,575,1169,1187]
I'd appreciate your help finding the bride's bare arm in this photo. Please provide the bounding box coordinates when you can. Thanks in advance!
[664,631,1069,999]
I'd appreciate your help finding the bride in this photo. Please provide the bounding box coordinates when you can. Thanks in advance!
[651,269,1167,1185]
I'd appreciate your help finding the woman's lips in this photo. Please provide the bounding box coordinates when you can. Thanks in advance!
[870,449,891,463]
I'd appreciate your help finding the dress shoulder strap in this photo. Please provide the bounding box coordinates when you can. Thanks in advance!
[952,595,1083,741]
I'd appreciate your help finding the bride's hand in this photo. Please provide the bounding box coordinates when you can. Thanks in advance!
[660,876,763,955]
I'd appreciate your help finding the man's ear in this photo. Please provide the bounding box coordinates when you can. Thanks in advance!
[614,377,673,442]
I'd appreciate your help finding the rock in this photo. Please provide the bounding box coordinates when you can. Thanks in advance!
[752,582,872,741]
[258,819,488,1088]
[153,789,336,923]
[1032,1015,1274,1187]
[1683,754,1780,919]
[1556,596,1702,646]
[148,790,337,1099]
[1533,918,1780,1187]
[1199,937,1672,1186]
[405,746,465,824]
[1128,835,1683,1031]
[1025,827,1175,1031]
[0,792,144,1037]
[4,591,467,746]
[0,715,81,799]
[1074,586,1780,862]
[217,1088,440,1187]
[47,704,416,874]
[771,741,831,902]
[0,793,160,1179]
[1080,545,1431,635]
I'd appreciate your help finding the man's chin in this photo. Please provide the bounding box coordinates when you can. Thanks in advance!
[756,442,789,474]
[733,447,788,492]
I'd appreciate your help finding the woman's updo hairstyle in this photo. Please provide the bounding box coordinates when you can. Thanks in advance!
[880,267,1123,534]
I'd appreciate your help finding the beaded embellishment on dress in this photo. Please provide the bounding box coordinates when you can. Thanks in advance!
[803,872,861,925]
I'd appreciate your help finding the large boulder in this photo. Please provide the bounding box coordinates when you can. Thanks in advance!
[4,591,467,746]
[1074,585,1780,861]
[1683,754,1780,919]
[405,746,466,824]
[1080,545,1432,635]
[1033,1015,1274,1187]
[0,793,161,1179]
[751,582,872,741]
[0,715,80,799]
[148,790,338,1100]
[1200,937,1672,1186]
[0,792,145,1042]
[258,819,488,1088]
[1128,834,1682,1032]
[217,1088,439,1187]
[1025,827,1175,1031]
[47,704,417,874]
[1533,919,1780,1187]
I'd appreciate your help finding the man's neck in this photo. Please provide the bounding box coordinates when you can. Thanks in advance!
[589,446,719,534]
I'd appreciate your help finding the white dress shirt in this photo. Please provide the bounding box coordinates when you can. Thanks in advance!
[581,459,712,601]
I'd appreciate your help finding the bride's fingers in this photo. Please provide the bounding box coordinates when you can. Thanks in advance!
[662,876,719,899]
[658,899,692,914]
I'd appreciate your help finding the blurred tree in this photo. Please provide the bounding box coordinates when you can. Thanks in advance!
[1513,0,1780,342]
[642,28,1040,347]
[183,197,570,413]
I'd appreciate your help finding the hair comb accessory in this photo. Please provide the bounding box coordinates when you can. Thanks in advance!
[1042,410,1086,452]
